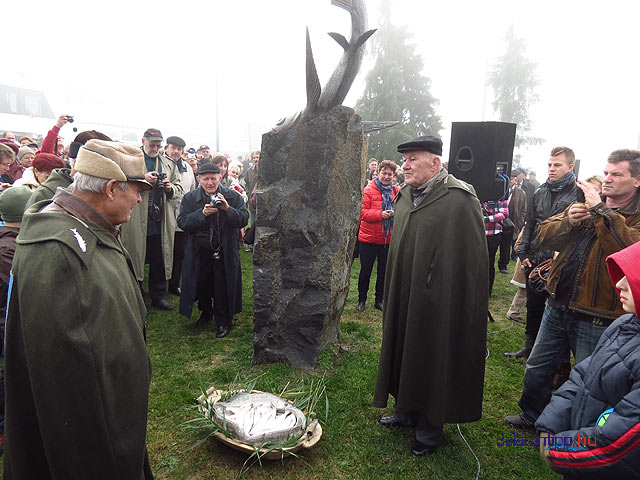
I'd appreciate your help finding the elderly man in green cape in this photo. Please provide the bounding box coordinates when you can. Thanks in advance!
[373,135,489,456]
[4,139,155,479]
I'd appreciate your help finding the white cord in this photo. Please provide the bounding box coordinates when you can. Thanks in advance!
[457,423,481,480]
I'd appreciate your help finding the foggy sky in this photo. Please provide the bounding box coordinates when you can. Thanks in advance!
[5,0,640,179]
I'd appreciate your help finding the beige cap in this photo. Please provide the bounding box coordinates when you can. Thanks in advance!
[74,139,152,190]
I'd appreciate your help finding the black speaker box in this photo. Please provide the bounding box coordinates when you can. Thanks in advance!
[447,121,516,203]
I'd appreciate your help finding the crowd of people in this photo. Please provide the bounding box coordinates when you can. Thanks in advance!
[1,116,640,478]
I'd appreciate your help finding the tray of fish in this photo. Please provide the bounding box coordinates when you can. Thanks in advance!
[198,387,323,458]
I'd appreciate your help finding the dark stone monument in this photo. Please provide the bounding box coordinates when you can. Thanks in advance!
[253,106,365,369]
[252,0,395,368]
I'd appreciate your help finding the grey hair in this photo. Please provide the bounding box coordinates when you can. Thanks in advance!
[68,172,129,194]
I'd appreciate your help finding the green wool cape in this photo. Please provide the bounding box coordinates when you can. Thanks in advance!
[373,174,489,426]
[3,202,153,479]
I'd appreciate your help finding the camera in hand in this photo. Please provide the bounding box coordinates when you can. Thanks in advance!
[210,194,222,207]
[151,172,167,183]
[65,115,74,123]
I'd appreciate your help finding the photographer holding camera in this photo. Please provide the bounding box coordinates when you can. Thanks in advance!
[177,163,248,337]
[120,128,183,310]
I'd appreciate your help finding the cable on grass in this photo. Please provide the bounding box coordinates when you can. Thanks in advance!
[456,423,481,480]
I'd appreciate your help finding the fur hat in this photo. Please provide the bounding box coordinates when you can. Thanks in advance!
[74,139,152,190]
[0,186,33,223]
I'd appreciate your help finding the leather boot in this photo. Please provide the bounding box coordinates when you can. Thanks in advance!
[504,333,535,359]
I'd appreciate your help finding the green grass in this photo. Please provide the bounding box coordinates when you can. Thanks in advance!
[2,253,560,479]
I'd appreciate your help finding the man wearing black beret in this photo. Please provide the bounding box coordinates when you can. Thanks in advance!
[373,135,489,456]
[177,162,248,337]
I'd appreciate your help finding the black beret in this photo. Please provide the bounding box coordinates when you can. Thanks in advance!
[166,136,186,148]
[197,163,220,175]
[397,135,443,156]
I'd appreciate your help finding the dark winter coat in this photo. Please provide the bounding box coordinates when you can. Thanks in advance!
[517,180,577,264]
[358,181,399,245]
[178,185,249,318]
[4,191,153,479]
[0,226,19,321]
[373,174,489,426]
[536,314,640,479]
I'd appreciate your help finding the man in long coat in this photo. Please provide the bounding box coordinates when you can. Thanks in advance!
[4,139,154,478]
[373,135,489,456]
[178,163,248,337]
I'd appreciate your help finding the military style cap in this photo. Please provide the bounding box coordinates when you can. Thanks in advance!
[397,135,443,156]
[166,136,186,148]
[0,186,32,222]
[197,163,220,175]
[74,139,152,190]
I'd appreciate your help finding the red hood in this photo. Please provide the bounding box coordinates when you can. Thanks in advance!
[606,241,640,316]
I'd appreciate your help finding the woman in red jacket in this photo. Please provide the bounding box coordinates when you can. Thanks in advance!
[357,160,399,312]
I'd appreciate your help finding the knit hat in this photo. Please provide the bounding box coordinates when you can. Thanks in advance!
[606,241,640,316]
[74,139,152,190]
[32,153,66,173]
[17,146,36,163]
[0,186,33,222]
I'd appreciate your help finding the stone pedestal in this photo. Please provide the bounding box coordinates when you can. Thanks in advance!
[253,106,365,369]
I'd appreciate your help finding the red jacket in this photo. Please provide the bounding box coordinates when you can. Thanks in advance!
[358,182,398,245]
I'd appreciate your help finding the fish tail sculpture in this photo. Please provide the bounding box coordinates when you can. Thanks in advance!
[273,0,377,132]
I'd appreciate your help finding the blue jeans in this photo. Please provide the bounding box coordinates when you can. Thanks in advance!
[518,305,607,422]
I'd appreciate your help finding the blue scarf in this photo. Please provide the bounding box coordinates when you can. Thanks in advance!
[374,177,395,239]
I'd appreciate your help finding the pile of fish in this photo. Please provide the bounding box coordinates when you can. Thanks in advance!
[213,391,307,446]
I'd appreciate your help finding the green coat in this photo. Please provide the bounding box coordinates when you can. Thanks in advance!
[120,152,183,281]
[24,167,73,210]
[373,174,489,426]
[4,198,153,479]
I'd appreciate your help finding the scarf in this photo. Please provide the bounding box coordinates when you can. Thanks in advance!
[545,171,575,193]
[374,177,395,239]
[410,168,449,207]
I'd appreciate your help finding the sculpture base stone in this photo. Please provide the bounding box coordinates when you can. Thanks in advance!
[253,106,365,369]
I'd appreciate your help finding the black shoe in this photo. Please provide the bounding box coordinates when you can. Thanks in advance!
[379,414,403,427]
[504,413,535,429]
[196,312,212,326]
[356,301,366,312]
[499,268,508,274]
[411,440,435,457]
[168,286,181,296]
[151,298,173,310]
[374,302,383,311]
[216,325,231,338]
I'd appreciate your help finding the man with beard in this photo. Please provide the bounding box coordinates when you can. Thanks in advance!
[120,128,183,310]
[178,163,248,337]
[373,136,488,456]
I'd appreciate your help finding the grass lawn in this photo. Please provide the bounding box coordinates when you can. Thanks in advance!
[142,251,558,480]
[1,251,559,479]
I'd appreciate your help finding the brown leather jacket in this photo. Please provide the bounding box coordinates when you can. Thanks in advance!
[537,191,640,320]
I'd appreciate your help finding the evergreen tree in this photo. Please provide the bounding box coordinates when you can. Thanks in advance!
[488,26,542,162]
[356,0,442,163]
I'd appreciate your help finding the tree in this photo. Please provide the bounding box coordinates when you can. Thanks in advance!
[356,0,442,163]
[488,26,542,164]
